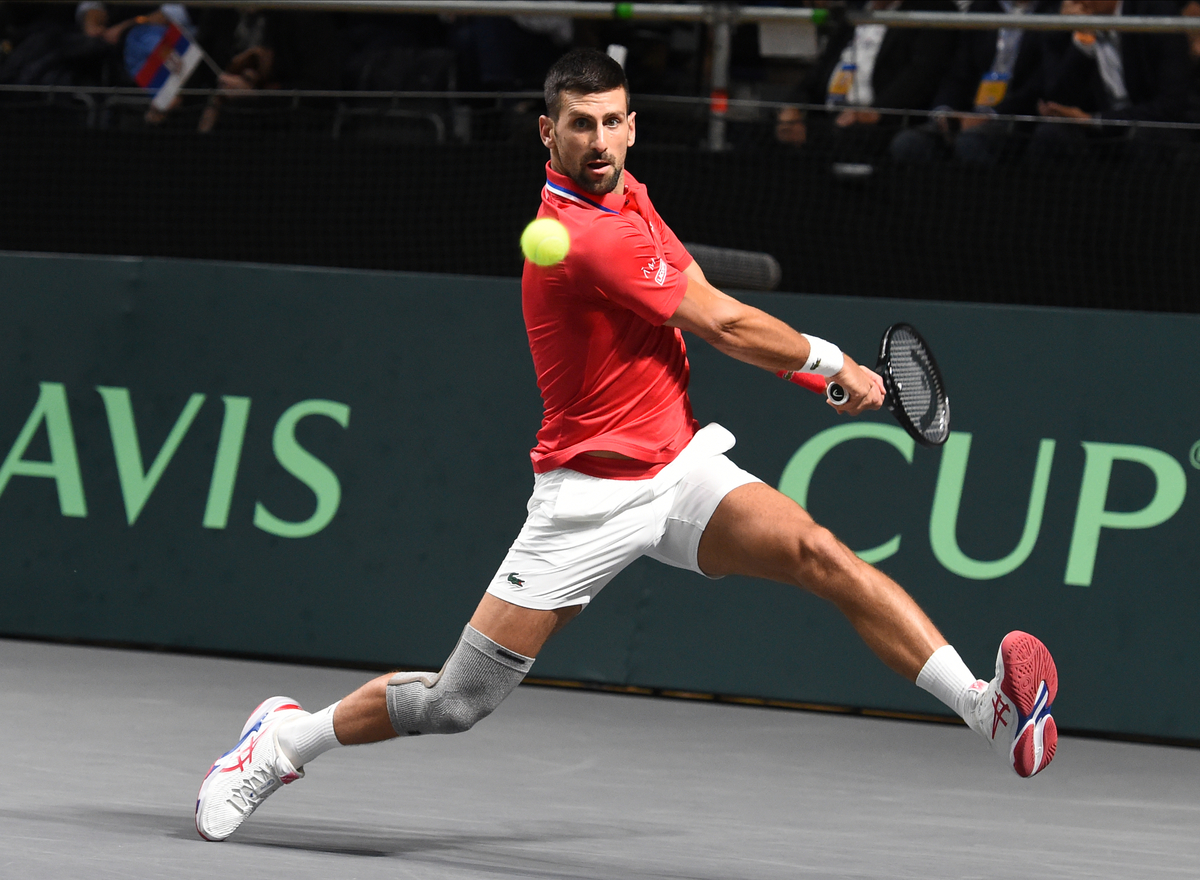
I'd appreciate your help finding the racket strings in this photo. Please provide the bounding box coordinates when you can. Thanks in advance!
[885,328,949,446]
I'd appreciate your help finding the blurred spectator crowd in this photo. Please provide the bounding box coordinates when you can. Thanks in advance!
[774,0,1200,164]
[0,1,678,95]
[1,0,1199,161]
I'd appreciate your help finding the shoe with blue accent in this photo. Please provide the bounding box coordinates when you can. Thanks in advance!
[195,696,308,841]
[970,632,1058,778]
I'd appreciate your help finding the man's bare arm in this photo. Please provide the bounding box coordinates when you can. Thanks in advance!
[666,264,883,414]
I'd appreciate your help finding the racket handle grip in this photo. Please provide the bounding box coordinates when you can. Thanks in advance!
[778,370,848,406]
[777,370,826,394]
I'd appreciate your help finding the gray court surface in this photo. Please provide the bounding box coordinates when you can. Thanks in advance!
[2,639,1197,880]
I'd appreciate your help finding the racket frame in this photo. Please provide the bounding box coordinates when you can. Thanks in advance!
[875,322,950,448]
[783,322,950,448]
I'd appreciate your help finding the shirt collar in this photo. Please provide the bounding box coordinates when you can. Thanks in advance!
[544,162,637,215]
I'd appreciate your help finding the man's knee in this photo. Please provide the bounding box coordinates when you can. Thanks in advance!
[792,521,858,585]
[435,694,491,734]
[385,625,533,737]
[385,674,490,736]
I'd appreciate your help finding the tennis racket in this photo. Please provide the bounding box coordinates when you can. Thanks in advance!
[780,323,951,447]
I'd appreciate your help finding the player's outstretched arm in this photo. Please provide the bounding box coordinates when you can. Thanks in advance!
[665,266,883,414]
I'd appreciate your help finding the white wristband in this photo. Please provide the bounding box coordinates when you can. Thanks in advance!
[799,334,844,378]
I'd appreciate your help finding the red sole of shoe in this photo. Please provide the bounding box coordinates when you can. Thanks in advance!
[1013,715,1057,778]
[1000,632,1058,777]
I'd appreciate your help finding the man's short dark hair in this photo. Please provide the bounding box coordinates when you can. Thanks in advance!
[544,48,629,120]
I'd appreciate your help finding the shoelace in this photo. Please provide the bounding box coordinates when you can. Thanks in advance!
[226,762,281,815]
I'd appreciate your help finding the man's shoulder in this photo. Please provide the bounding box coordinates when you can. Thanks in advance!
[560,212,641,279]
[548,197,638,240]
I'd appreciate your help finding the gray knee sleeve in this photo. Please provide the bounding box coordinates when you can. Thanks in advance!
[385,624,533,737]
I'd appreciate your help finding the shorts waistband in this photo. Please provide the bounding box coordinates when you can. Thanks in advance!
[549,423,736,523]
[564,454,668,480]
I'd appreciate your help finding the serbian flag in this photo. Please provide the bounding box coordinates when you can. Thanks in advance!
[130,23,203,111]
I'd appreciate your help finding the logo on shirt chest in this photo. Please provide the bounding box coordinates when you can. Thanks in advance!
[642,255,668,286]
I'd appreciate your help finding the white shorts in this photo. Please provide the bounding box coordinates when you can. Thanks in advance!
[486,423,762,611]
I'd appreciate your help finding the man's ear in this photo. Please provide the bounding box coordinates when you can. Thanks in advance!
[539,115,555,150]
[627,110,636,148]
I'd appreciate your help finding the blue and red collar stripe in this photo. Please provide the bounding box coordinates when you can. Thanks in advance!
[544,179,619,214]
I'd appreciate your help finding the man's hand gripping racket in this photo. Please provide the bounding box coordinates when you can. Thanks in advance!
[779,323,951,448]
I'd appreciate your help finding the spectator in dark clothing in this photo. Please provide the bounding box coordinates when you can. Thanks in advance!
[1025,0,1192,162]
[775,0,960,163]
[450,14,572,92]
[0,2,109,86]
[197,8,276,133]
[890,0,1057,165]
[197,9,344,132]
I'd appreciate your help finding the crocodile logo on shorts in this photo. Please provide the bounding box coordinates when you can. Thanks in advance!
[506,572,525,586]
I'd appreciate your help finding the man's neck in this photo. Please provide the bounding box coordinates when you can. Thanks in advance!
[549,161,626,199]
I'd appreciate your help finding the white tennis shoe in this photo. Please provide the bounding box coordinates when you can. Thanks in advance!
[195,696,308,841]
[969,631,1058,778]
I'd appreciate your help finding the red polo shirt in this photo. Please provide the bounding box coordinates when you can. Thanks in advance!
[523,163,697,479]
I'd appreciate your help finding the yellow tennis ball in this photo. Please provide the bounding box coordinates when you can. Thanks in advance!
[521,217,570,267]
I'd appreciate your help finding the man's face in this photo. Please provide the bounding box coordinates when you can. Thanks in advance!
[540,88,636,196]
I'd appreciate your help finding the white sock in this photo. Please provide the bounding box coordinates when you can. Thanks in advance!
[276,701,343,768]
[916,646,984,723]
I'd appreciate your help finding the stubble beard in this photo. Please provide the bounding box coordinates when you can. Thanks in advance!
[571,153,623,196]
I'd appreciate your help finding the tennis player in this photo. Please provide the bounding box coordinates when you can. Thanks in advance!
[196,48,1058,842]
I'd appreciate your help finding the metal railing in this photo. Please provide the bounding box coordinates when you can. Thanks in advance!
[6,84,1198,145]
[850,9,1200,33]
[37,0,1200,30]
[28,1,1200,148]
[37,1,825,22]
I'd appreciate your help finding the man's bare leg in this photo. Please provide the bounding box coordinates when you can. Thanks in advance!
[196,593,581,840]
[333,593,582,744]
[697,481,944,681]
[696,480,1058,777]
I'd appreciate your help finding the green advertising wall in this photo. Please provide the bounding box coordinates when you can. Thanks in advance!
[1,252,1196,741]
